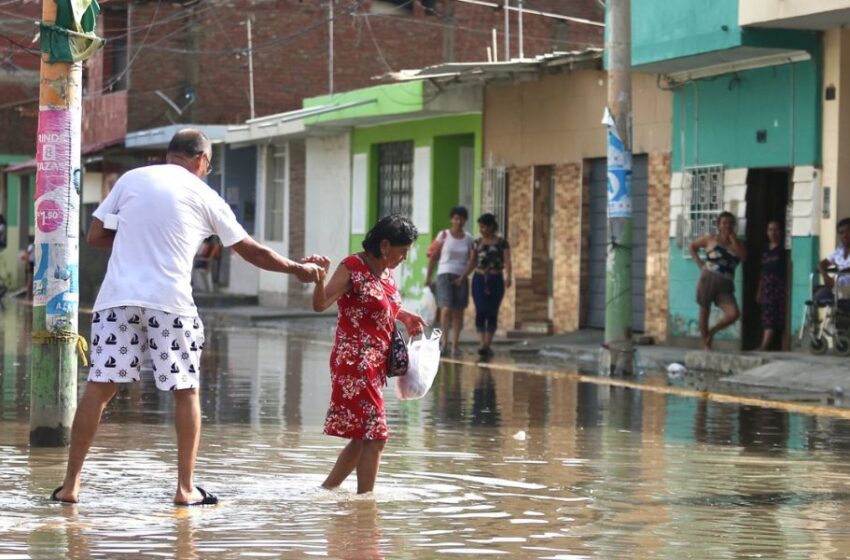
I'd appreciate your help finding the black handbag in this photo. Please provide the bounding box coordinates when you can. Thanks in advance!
[387,326,409,378]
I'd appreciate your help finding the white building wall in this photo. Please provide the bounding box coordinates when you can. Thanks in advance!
[305,133,352,269]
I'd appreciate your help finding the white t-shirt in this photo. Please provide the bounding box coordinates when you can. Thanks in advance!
[827,245,850,287]
[92,164,248,315]
[436,230,473,276]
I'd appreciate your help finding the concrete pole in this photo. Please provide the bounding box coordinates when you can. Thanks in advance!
[328,0,334,94]
[247,16,255,118]
[503,0,509,61]
[603,0,633,375]
[30,0,83,446]
[518,0,524,59]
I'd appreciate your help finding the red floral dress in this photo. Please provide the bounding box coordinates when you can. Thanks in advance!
[324,254,401,441]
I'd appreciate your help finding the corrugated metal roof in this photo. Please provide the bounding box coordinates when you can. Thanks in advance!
[383,48,604,83]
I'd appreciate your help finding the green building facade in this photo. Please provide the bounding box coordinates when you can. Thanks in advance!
[304,81,483,312]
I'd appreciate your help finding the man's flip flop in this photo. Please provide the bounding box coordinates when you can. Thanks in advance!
[50,486,78,504]
[175,486,219,507]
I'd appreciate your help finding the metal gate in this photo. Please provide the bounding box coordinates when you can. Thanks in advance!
[586,156,648,331]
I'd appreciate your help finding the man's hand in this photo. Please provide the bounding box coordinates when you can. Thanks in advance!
[295,262,324,284]
[452,276,465,287]
[398,309,427,337]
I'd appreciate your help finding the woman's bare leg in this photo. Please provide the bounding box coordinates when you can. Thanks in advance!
[355,440,387,494]
[323,439,364,489]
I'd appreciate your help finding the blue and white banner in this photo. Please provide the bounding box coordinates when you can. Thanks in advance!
[603,108,632,218]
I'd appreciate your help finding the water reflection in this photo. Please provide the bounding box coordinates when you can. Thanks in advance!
[4,305,850,557]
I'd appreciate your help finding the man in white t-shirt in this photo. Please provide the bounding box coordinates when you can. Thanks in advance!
[51,129,327,507]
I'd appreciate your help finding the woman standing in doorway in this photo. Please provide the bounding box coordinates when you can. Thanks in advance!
[312,215,426,494]
[425,206,474,355]
[464,213,512,358]
[757,221,786,351]
[689,211,747,351]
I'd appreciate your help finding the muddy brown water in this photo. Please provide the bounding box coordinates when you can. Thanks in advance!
[2,306,850,559]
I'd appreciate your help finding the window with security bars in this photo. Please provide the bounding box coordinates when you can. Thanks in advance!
[481,166,508,237]
[377,141,414,218]
[681,165,724,256]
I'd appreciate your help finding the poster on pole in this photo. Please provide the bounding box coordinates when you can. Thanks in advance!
[33,108,81,332]
[602,108,632,218]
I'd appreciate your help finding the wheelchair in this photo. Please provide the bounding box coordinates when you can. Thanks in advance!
[799,267,850,356]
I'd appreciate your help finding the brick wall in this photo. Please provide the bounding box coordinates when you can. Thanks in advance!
[579,162,592,326]
[644,152,672,341]
[0,0,603,152]
[552,162,582,332]
[123,0,603,132]
[502,164,533,332]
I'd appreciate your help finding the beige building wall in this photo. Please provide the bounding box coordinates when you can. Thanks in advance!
[820,28,850,256]
[485,71,671,167]
[740,0,850,27]
[484,70,672,339]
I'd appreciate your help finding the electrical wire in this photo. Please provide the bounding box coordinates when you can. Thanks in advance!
[354,7,603,49]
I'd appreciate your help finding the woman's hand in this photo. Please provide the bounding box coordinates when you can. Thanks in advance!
[398,309,427,337]
[452,275,465,287]
[303,254,331,272]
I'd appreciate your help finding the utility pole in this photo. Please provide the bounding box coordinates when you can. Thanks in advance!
[503,0,509,61]
[247,16,255,118]
[441,0,456,62]
[602,0,633,375]
[30,0,93,445]
[518,0,524,59]
[328,0,334,94]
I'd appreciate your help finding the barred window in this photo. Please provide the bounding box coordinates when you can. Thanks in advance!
[377,141,414,218]
[481,166,508,237]
[680,165,724,255]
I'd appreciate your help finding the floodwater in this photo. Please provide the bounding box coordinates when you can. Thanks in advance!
[3,305,850,558]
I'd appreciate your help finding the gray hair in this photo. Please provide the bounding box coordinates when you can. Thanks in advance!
[167,128,211,158]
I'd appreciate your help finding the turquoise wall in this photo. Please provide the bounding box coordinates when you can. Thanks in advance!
[790,236,819,333]
[667,247,742,341]
[631,0,739,66]
[668,238,819,341]
[672,60,821,170]
[630,0,821,67]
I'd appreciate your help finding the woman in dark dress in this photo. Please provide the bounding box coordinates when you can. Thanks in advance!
[757,221,786,351]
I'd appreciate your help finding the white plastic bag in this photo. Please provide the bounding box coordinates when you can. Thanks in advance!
[395,329,442,400]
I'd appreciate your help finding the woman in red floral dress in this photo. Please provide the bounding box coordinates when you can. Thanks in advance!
[312,215,426,494]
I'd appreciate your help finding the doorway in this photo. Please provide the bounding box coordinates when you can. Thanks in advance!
[742,168,791,351]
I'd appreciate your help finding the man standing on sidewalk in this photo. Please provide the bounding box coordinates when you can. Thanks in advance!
[51,129,325,506]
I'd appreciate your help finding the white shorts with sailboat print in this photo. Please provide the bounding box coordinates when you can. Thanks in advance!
[87,306,205,391]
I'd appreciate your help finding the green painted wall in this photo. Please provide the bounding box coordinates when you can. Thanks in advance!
[349,114,482,306]
[1,172,33,288]
[304,81,425,124]
[630,0,821,67]
[432,134,475,231]
[672,60,821,170]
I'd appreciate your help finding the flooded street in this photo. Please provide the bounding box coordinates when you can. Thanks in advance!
[3,304,850,558]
